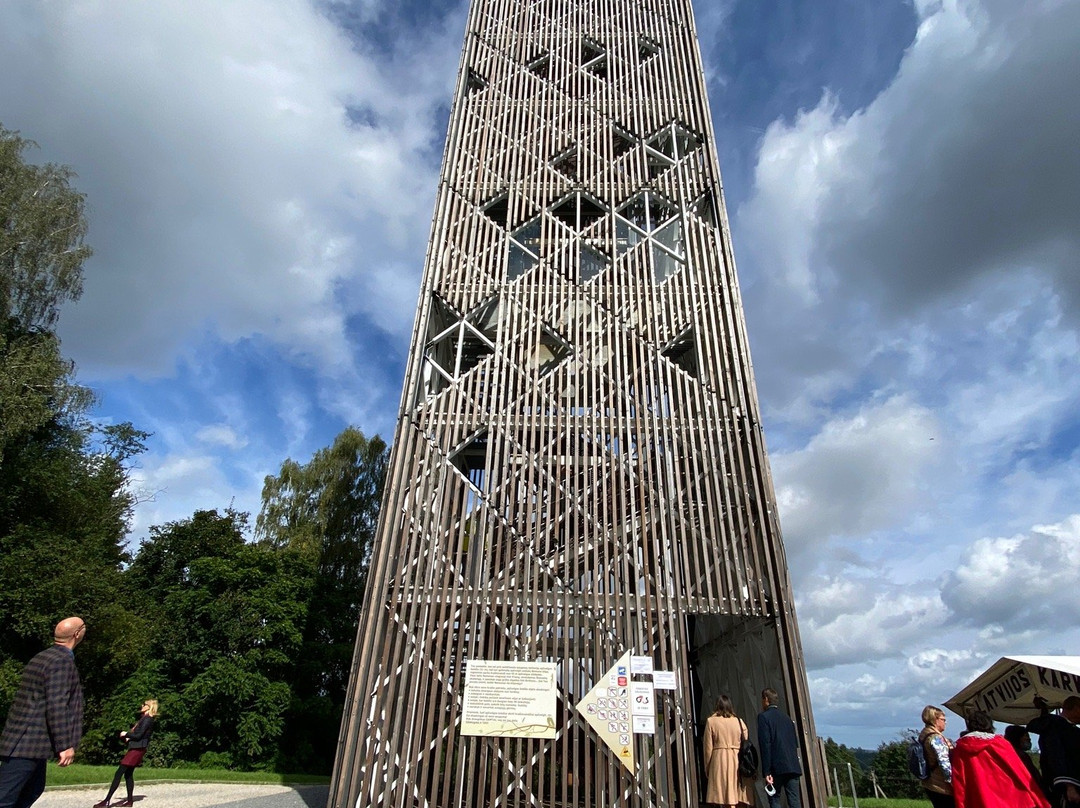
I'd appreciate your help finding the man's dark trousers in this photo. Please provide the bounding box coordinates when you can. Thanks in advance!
[769,773,802,808]
[0,757,47,808]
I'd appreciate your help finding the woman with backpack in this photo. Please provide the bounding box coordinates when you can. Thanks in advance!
[919,705,957,808]
[703,694,753,807]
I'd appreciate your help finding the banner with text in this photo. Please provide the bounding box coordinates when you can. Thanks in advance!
[461,660,558,739]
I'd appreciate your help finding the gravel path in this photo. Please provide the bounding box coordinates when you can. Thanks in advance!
[35,783,329,808]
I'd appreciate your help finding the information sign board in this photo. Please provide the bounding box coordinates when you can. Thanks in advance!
[460,660,558,739]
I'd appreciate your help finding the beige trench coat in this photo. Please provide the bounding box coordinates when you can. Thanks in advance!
[703,714,753,806]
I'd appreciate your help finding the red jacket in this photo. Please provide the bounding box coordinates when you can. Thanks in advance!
[952,732,1049,808]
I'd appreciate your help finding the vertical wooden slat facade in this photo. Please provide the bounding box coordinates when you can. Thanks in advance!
[330,1,822,806]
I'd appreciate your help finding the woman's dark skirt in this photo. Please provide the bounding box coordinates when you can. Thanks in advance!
[119,748,146,767]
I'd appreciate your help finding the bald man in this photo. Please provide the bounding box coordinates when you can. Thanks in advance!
[0,618,86,808]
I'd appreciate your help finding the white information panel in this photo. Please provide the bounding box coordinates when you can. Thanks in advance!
[652,670,678,690]
[631,655,654,675]
[460,660,558,739]
[631,682,655,718]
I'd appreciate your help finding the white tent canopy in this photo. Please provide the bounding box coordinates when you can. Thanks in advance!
[945,655,1080,725]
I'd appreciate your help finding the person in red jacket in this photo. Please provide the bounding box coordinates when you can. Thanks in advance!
[951,710,1049,808]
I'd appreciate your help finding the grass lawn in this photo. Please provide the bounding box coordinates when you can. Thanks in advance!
[47,763,329,788]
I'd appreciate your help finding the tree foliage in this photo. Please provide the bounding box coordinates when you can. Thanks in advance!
[870,732,926,799]
[0,322,95,461]
[116,510,315,769]
[821,732,930,800]
[256,427,389,772]
[3,422,389,773]
[0,416,148,723]
[823,736,871,797]
[0,124,95,465]
[0,125,90,331]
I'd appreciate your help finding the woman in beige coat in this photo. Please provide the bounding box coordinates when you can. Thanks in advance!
[703,694,753,807]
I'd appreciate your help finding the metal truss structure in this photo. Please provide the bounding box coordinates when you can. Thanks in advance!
[331,1,822,806]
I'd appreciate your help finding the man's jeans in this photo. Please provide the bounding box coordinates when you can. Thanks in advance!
[767,773,802,808]
[0,757,47,808]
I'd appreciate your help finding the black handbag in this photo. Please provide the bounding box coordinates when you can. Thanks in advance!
[738,720,759,778]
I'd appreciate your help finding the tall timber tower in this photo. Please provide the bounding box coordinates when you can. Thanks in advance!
[331,1,821,806]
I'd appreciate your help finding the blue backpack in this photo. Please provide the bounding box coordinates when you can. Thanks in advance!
[907,737,929,780]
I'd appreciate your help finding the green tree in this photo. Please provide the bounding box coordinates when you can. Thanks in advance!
[823,736,871,797]
[0,124,94,463]
[121,510,314,769]
[0,418,148,726]
[0,324,94,462]
[256,427,389,772]
[870,733,925,799]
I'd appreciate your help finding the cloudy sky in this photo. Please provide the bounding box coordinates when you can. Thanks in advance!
[2,0,1077,749]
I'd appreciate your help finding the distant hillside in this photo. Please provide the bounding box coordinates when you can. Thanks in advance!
[852,748,876,769]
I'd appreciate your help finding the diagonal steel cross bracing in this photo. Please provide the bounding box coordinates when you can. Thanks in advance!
[331,0,823,806]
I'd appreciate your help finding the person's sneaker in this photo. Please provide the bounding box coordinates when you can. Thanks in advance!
[92,801,110,808]
[113,800,134,807]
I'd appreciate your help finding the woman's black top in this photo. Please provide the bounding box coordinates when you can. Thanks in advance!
[126,715,155,750]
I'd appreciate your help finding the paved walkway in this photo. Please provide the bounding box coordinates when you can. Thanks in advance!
[36,783,329,808]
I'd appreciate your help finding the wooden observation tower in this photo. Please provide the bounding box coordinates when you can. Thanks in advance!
[330,1,821,805]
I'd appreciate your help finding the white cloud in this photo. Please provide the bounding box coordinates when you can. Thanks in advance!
[795,511,1080,741]
[945,297,1079,454]
[737,0,1080,426]
[773,397,941,560]
[943,515,1080,631]
[747,0,1080,314]
[799,575,948,668]
[741,94,854,307]
[732,1,1080,738]
[128,452,252,538]
[812,673,891,711]
[907,647,980,687]
[0,0,461,380]
[195,424,249,450]
[809,649,982,740]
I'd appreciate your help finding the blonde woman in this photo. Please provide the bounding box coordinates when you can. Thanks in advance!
[919,705,956,808]
[94,699,158,808]
[703,694,753,807]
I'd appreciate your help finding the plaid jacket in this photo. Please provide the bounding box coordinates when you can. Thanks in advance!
[0,645,83,759]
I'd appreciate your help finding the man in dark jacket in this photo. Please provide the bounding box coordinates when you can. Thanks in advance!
[758,687,803,808]
[1027,695,1080,805]
[0,617,86,808]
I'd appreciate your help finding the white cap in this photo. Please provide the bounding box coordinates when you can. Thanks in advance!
[765,783,777,797]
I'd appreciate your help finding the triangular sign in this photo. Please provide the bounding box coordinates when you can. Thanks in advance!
[575,650,635,773]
